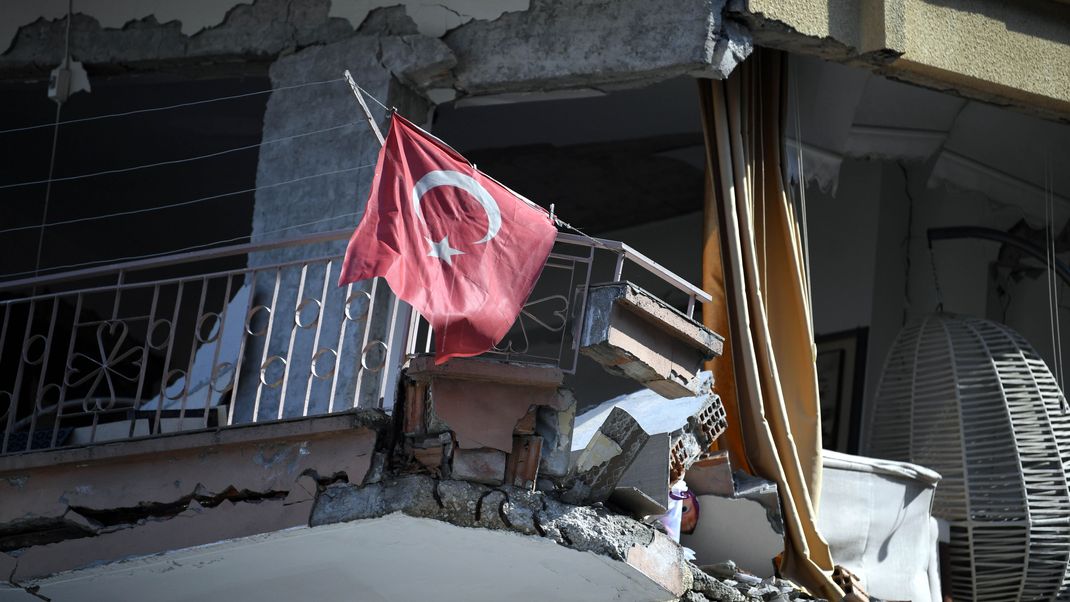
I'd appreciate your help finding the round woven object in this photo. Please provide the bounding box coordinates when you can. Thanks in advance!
[865,314,1070,602]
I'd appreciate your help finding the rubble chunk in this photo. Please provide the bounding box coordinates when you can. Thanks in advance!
[562,407,650,505]
[573,372,727,515]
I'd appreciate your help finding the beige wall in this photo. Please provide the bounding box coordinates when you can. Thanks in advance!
[742,0,1070,120]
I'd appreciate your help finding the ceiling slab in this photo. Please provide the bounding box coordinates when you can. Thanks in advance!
[25,514,673,602]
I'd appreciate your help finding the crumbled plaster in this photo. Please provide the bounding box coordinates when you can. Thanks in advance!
[330,0,530,39]
[311,474,661,561]
[2,0,752,101]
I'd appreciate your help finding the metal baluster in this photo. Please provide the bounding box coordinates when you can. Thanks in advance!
[49,294,82,449]
[327,280,354,414]
[202,274,233,428]
[7,301,38,453]
[302,261,332,417]
[554,258,578,368]
[251,268,282,423]
[132,286,160,405]
[87,271,127,444]
[568,246,596,374]
[613,252,626,281]
[277,265,308,421]
[153,281,184,435]
[0,303,14,454]
[227,269,259,427]
[179,277,211,425]
[377,292,404,410]
[23,299,60,450]
[405,303,420,356]
[351,278,379,409]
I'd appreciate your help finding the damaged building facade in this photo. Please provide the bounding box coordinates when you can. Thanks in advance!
[0,1,1069,601]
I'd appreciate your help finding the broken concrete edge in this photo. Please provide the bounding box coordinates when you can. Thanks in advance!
[404,354,564,388]
[309,475,822,602]
[0,409,391,475]
[2,473,820,602]
[0,1,752,105]
[595,282,725,358]
[305,475,709,600]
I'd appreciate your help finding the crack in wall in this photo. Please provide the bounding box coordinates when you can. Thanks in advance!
[0,483,303,554]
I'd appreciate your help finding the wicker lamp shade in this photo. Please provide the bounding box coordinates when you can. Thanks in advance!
[864,314,1070,602]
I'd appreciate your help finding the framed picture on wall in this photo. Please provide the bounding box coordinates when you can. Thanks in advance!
[815,328,868,454]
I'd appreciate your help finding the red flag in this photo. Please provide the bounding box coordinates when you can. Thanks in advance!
[339,114,557,364]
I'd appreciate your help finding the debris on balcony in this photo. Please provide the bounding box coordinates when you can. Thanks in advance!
[674,447,790,578]
[570,371,727,516]
[560,406,650,505]
[579,282,724,399]
[398,355,576,489]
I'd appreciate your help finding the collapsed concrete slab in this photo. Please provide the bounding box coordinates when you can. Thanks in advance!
[560,407,650,506]
[579,283,724,399]
[9,471,821,602]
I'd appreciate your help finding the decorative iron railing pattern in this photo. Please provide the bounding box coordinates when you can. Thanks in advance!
[0,229,709,455]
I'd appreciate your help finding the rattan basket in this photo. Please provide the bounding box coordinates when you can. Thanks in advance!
[865,314,1070,602]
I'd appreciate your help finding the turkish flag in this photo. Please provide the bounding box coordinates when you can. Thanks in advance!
[339,114,557,364]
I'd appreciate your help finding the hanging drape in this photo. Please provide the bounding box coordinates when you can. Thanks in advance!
[698,48,843,600]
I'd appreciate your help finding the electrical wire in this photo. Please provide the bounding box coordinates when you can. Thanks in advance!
[0,210,363,281]
[0,163,375,235]
[0,121,359,190]
[0,77,346,136]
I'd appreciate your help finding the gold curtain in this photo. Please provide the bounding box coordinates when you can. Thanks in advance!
[698,48,843,600]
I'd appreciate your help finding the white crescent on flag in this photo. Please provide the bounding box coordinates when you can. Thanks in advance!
[411,170,502,245]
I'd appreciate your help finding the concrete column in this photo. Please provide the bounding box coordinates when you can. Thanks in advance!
[233,24,452,421]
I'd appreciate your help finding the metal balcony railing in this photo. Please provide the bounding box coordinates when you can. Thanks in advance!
[0,229,709,455]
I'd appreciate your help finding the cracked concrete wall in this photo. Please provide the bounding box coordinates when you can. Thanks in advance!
[0,413,382,583]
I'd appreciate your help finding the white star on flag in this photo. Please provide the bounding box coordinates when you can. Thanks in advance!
[426,235,464,265]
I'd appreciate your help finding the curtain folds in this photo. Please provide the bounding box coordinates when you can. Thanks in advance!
[698,48,843,600]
